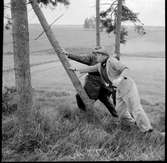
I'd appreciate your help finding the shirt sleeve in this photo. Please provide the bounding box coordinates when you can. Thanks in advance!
[68,53,92,65]
[79,63,100,73]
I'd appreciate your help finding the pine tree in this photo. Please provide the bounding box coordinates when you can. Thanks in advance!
[100,0,145,44]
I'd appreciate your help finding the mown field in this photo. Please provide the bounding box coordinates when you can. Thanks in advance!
[2,25,165,161]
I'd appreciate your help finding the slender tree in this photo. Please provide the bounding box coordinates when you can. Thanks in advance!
[114,0,122,60]
[96,0,100,48]
[100,0,145,59]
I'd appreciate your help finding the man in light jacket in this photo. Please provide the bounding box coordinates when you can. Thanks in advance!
[70,52,153,133]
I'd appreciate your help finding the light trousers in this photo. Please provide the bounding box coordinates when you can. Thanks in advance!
[116,77,153,132]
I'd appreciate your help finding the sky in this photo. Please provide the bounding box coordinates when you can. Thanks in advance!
[4,0,165,26]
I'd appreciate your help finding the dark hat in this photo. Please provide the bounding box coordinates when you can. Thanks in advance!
[92,47,109,56]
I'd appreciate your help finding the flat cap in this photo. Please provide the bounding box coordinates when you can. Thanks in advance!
[92,47,109,56]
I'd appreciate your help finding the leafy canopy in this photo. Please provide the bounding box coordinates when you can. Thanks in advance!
[100,0,145,43]
[4,0,70,30]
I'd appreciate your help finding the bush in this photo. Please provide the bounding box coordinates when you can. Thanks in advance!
[2,87,18,116]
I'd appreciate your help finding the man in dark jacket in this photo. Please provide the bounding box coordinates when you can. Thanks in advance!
[64,48,118,117]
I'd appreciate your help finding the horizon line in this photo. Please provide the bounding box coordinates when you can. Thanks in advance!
[29,23,165,27]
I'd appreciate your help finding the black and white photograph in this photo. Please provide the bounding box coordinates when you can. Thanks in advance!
[2,0,165,161]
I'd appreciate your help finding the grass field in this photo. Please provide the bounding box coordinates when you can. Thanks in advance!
[3,25,165,57]
[2,25,165,161]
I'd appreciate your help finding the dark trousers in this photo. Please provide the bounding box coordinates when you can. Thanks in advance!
[75,87,118,117]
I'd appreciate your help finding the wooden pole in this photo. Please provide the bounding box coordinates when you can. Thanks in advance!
[96,0,100,48]
[114,0,122,60]
[30,0,94,110]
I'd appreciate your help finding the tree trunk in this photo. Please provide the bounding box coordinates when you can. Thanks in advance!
[114,0,122,60]
[30,0,94,110]
[11,0,33,135]
[96,0,100,48]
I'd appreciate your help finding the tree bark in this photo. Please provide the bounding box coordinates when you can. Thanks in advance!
[11,0,33,135]
[30,0,94,110]
[114,0,122,60]
[96,0,100,48]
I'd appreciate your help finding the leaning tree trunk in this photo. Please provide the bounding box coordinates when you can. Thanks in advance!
[30,0,94,110]
[11,0,33,136]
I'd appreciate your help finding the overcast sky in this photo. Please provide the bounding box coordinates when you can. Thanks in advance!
[4,0,165,26]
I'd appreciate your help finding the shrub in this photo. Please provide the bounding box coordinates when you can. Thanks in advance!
[2,87,18,116]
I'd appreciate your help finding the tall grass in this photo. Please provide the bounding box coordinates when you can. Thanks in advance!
[2,87,165,161]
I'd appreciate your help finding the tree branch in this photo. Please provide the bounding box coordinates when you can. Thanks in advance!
[34,13,64,40]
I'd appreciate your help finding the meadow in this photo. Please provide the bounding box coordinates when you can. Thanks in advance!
[2,25,165,161]
[3,24,165,56]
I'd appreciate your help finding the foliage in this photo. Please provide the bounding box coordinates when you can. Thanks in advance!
[100,18,115,33]
[37,0,70,6]
[120,26,128,43]
[5,20,12,30]
[134,25,146,35]
[4,0,70,30]
[100,0,146,44]
[121,5,140,22]
[2,87,17,116]
[83,17,96,29]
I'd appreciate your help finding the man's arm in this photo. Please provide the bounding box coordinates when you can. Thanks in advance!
[69,63,100,74]
[112,68,129,86]
[78,63,100,73]
[65,52,93,65]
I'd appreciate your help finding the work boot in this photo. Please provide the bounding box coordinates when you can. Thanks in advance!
[76,94,86,111]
